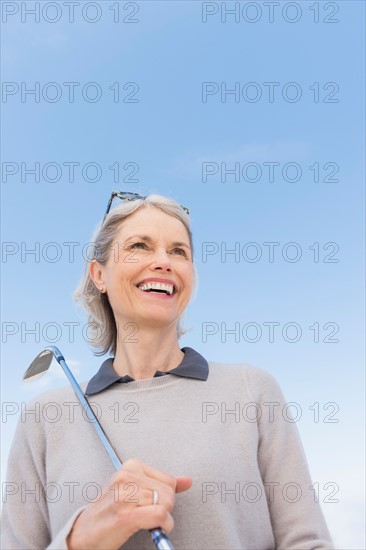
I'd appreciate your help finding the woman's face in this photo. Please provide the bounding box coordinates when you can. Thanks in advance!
[91,207,194,333]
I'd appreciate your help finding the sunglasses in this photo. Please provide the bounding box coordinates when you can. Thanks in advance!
[103,191,190,223]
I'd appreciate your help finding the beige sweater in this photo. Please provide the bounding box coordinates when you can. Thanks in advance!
[2,361,333,549]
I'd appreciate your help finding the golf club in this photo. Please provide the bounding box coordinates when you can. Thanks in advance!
[23,345,175,550]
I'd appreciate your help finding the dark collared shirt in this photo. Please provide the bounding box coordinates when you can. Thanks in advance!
[85,346,209,395]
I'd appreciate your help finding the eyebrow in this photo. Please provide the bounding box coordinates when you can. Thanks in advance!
[124,235,191,249]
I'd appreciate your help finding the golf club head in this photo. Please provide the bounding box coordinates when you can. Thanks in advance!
[23,349,54,382]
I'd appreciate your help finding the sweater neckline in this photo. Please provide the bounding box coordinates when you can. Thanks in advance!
[87,373,184,393]
[85,346,209,395]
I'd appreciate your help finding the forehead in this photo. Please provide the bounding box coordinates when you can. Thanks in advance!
[117,207,190,241]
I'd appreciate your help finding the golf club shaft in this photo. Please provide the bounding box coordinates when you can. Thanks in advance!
[58,357,122,469]
[49,348,174,550]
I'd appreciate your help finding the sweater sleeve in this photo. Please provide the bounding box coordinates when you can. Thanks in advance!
[1,409,86,550]
[247,367,334,549]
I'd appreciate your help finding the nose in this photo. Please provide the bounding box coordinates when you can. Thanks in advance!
[150,248,173,272]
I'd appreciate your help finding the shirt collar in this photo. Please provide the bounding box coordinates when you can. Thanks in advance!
[85,347,209,396]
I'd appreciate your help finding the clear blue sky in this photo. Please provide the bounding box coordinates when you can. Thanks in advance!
[1,1,365,547]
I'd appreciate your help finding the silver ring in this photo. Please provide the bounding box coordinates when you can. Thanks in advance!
[152,489,159,505]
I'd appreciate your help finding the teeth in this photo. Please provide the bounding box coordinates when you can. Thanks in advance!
[138,282,174,295]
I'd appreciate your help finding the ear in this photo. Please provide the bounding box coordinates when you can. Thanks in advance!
[89,259,105,291]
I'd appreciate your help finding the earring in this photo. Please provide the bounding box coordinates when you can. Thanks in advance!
[99,287,104,293]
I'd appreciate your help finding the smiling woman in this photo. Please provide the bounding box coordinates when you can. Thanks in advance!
[74,193,196,359]
[2,192,334,550]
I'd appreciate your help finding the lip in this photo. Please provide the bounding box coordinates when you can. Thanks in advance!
[135,277,177,296]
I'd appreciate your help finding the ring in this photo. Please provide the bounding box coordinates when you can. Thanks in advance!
[152,489,159,505]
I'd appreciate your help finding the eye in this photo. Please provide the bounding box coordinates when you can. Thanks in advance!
[171,247,187,256]
[128,242,148,250]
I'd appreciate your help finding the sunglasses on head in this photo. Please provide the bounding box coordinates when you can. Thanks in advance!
[102,191,190,223]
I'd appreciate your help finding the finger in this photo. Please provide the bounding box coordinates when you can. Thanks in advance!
[124,460,178,492]
[175,476,193,493]
[111,477,175,513]
[115,471,172,497]
[127,487,171,510]
[131,505,174,535]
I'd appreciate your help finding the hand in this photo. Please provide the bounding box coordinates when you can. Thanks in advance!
[67,458,192,550]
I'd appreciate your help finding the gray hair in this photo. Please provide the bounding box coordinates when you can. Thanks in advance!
[73,194,196,356]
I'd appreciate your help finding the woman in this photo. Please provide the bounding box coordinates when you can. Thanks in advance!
[2,192,334,549]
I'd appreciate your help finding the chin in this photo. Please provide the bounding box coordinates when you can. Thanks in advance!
[141,316,179,330]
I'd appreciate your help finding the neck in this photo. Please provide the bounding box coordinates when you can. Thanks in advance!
[112,323,184,380]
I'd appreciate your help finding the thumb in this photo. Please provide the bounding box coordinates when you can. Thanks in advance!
[175,476,193,493]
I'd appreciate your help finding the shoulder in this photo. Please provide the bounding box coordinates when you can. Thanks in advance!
[12,381,91,448]
[14,381,90,436]
[24,380,89,407]
[208,360,285,401]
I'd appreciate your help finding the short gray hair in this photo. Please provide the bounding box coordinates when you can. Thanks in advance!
[73,194,196,356]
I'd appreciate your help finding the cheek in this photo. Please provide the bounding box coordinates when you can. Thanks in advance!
[181,265,194,291]
[104,266,131,295]
[114,252,141,278]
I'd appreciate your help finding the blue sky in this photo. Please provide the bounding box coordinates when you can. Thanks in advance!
[1,1,365,547]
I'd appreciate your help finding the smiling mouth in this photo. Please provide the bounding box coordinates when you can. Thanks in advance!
[136,282,176,296]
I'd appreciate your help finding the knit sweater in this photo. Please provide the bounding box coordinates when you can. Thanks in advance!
[2,359,333,550]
